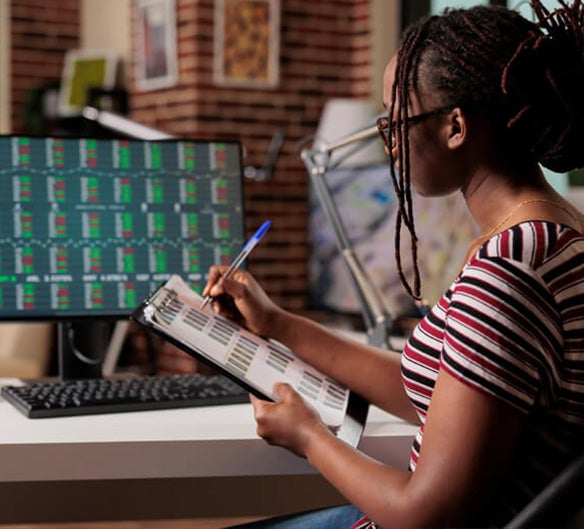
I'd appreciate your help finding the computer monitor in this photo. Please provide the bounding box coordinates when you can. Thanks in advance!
[0,135,245,379]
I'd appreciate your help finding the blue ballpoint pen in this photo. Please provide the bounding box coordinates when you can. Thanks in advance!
[200,220,271,309]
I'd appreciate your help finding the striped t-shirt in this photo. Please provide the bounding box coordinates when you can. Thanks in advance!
[400,220,584,524]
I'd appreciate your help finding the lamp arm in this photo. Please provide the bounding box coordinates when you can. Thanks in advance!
[82,106,175,140]
[320,123,379,154]
[300,134,395,351]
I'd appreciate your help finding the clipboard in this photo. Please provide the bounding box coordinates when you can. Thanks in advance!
[131,275,368,447]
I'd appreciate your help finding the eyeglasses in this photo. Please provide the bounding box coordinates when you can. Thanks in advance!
[376,104,457,151]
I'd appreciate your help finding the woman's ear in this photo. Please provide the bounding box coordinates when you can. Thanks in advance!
[446,108,467,150]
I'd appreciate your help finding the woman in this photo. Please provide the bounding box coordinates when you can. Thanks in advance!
[204,2,584,527]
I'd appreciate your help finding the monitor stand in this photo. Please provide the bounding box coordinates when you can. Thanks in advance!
[57,321,115,380]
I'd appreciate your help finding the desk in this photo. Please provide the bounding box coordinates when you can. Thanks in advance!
[0,379,417,524]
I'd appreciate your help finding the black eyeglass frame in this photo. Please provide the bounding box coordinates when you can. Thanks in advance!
[376,104,458,150]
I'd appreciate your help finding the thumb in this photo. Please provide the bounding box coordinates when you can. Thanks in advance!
[249,392,264,409]
[273,382,295,400]
[250,392,273,418]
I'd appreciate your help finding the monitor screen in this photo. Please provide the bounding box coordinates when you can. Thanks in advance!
[0,135,245,321]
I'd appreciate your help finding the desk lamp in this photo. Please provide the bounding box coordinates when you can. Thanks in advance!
[300,99,397,351]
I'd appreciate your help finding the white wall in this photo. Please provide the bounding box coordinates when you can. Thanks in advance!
[371,0,400,113]
[81,0,132,86]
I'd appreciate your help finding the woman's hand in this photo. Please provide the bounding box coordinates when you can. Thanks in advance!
[202,265,284,337]
[250,382,332,458]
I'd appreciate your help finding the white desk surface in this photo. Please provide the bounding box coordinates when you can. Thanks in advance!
[0,378,417,483]
[0,377,418,524]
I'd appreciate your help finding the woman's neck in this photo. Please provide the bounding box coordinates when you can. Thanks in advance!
[462,162,549,234]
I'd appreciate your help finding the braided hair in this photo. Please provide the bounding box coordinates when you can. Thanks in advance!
[389,0,584,300]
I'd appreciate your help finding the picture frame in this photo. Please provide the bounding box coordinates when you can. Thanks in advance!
[58,49,118,117]
[214,0,281,89]
[135,0,179,92]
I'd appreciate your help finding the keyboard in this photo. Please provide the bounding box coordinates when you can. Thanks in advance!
[1,373,249,418]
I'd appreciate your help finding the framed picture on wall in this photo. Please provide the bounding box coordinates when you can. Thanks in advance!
[214,0,281,88]
[58,49,118,116]
[135,0,178,92]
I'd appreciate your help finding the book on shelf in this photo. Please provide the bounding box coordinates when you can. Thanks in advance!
[131,274,368,447]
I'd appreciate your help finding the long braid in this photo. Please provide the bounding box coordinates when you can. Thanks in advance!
[400,26,426,299]
[388,24,426,300]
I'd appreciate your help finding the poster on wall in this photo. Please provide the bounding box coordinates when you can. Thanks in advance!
[308,165,479,316]
[214,0,280,88]
[135,0,178,92]
[58,49,118,116]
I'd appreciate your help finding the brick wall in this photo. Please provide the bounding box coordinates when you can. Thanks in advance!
[130,0,373,311]
[10,0,80,134]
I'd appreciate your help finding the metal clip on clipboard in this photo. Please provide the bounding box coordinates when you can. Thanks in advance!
[150,288,178,313]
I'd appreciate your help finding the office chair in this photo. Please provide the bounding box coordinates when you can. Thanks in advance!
[503,450,584,529]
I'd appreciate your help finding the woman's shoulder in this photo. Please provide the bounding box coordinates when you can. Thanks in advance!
[475,220,583,268]
[453,221,584,302]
